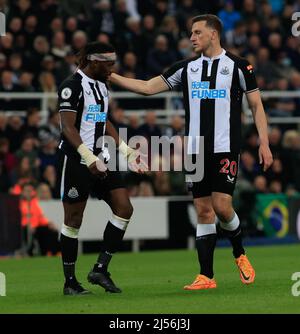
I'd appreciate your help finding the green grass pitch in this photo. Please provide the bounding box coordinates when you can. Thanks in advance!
[0,244,300,314]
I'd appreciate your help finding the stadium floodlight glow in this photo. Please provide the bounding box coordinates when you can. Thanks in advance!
[0,272,6,296]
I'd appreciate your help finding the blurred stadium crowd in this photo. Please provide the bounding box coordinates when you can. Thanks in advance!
[0,0,300,201]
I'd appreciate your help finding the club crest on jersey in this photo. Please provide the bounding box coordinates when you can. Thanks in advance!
[61,87,72,99]
[191,68,199,73]
[220,66,230,75]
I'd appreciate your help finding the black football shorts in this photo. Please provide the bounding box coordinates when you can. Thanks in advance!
[188,152,239,198]
[57,150,125,203]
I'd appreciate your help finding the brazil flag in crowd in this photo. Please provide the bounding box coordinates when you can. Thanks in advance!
[256,194,289,238]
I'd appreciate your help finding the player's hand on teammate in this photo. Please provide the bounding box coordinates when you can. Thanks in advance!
[89,159,108,179]
[259,144,273,171]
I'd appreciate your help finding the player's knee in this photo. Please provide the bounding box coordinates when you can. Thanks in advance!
[212,198,233,222]
[65,212,83,229]
[213,205,232,222]
[114,202,133,221]
[197,208,215,224]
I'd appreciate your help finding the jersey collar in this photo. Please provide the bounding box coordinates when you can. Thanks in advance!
[77,69,97,83]
[201,49,226,62]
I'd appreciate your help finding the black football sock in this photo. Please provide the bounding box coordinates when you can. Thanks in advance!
[220,213,245,258]
[222,225,245,258]
[60,233,78,284]
[196,233,217,279]
[94,221,126,273]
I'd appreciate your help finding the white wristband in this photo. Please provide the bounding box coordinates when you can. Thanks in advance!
[77,143,98,167]
[118,141,134,157]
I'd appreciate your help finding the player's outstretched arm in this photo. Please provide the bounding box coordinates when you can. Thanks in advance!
[109,73,169,96]
[246,90,273,171]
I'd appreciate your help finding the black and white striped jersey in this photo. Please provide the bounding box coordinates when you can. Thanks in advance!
[58,69,109,161]
[161,49,258,154]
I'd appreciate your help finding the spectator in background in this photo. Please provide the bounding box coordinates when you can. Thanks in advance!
[140,14,157,57]
[159,15,181,50]
[0,70,22,110]
[114,0,130,33]
[268,126,282,158]
[26,36,50,76]
[41,164,59,198]
[36,182,53,200]
[110,107,127,132]
[269,180,282,194]
[38,111,61,145]
[285,37,300,72]
[242,0,258,21]
[20,182,60,256]
[267,33,284,62]
[55,50,77,83]
[218,0,241,34]
[5,116,24,152]
[0,137,17,174]
[120,51,144,79]
[176,0,197,32]
[245,35,261,56]
[127,114,140,139]
[38,136,58,172]
[268,78,295,117]
[51,31,71,61]
[177,37,194,60]
[266,158,286,190]
[253,175,268,193]
[255,48,282,89]
[39,71,57,113]
[23,15,38,50]
[0,53,7,72]
[0,113,8,138]
[71,30,87,54]
[64,17,78,44]
[146,34,177,77]
[225,21,247,52]
[151,0,169,27]
[23,108,41,139]
[0,32,14,58]
[89,0,114,40]
[41,55,56,75]
[8,53,23,84]
[164,115,184,138]
[240,150,260,183]
[19,71,35,92]
[243,129,258,158]
[276,52,296,81]
[138,111,162,143]
[15,136,40,173]
[9,156,37,188]
[8,16,23,38]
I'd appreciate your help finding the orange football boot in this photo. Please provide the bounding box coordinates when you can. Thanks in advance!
[184,274,217,290]
[235,254,255,284]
